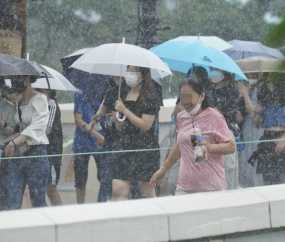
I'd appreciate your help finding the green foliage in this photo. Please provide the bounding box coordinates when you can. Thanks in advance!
[265,3,285,72]
[267,14,285,47]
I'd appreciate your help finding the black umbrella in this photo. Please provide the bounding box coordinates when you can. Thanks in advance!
[60,47,107,103]
[0,53,53,78]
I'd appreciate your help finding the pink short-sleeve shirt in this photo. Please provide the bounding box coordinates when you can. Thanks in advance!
[176,107,232,191]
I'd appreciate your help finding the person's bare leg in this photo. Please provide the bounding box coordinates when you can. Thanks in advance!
[21,185,32,209]
[110,179,130,201]
[46,185,62,206]
[76,187,86,204]
[159,177,170,196]
[138,182,156,198]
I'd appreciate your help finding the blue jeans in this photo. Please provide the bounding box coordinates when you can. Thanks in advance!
[7,145,50,209]
[98,140,116,202]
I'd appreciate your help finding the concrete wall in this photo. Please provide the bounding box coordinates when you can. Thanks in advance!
[1,184,285,242]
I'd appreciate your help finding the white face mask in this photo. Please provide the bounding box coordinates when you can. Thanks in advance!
[210,70,224,83]
[248,79,258,85]
[125,73,141,87]
[188,97,201,116]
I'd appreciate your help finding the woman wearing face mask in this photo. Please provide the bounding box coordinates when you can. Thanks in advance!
[150,76,236,195]
[4,75,50,209]
[208,69,240,190]
[111,65,161,200]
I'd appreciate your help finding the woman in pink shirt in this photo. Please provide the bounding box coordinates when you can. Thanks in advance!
[150,76,236,194]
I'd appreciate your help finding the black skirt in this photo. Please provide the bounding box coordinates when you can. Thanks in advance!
[113,132,160,183]
[248,130,285,176]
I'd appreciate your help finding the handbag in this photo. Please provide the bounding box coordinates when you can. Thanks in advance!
[4,98,30,157]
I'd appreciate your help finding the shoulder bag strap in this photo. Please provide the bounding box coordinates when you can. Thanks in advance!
[83,93,97,114]
[18,98,22,122]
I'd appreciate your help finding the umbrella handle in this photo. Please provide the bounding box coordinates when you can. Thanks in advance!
[116,111,126,122]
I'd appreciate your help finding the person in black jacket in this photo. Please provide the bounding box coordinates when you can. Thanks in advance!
[208,70,240,190]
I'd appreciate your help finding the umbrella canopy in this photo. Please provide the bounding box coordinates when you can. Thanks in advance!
[60,49,108,102]
[224,40,285,60]
[71,41,171,121]
[168,36,232,51]
[32,65,77,91]
[0,53,53,77]
[61,47,162,104]
[71,43,173,79]
[60,47,94,76]
[235,56,285,73]
[63,47,93,59]
[150,41,247,81]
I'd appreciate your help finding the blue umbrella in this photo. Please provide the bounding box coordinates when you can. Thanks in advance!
[150,41,247,81]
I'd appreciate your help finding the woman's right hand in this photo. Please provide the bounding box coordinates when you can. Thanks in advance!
[150,168,167,187]
[115,117,124,130]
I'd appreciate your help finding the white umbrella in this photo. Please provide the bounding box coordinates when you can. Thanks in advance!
[167,36,233,51]
[71,41,172,79]
[71,39,172,121]
[32,65,77,91]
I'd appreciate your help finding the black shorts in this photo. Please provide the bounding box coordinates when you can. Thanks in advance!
[74,153,100,188]
[46,144,62,186]
[47,156,62,186]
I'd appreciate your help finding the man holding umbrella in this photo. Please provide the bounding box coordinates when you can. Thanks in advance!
[92,75,125,202]
[73,89,105,204]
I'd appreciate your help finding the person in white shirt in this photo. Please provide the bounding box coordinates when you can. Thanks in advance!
[5,75,50,209]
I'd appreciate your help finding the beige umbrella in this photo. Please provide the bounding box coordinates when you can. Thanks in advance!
[235,56,285,73]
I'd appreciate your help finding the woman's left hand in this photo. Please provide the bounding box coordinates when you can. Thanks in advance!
[115,98,127,114]
[4,141,15,157]
[197,140,211,153]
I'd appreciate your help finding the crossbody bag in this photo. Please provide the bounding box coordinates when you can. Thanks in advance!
[4,98,30,157]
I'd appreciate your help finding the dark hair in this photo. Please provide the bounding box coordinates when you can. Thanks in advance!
[0,77,5,87]
[125,66,154,113]
[29,76,38,83]
[223,71,235,84]
[187,66,210,88]
[258,73,285,107]
[180,76,211,109]
[35,88,57,103]
[48,89,57,102]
